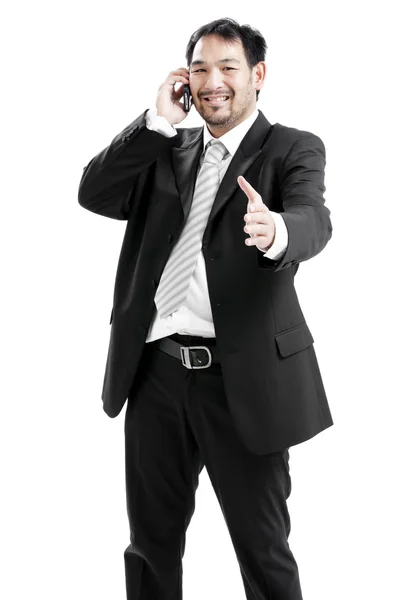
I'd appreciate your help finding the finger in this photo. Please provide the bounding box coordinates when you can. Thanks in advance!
[237,175,261,204]
[175,83,187,99]
[244,223,272,236]
[169,68,190,77]
[245,235,271,247]
[244,211,269,223]
[165,75,190,87]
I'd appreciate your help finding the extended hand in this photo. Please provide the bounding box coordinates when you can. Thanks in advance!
[238,176,276,250]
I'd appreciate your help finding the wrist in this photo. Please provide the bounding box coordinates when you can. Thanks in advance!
[146,108,177,138]
[266,225,276,250]
[156,110,169,121]
[155,106,174,126]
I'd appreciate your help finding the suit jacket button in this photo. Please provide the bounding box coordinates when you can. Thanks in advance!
[168,234,173,243]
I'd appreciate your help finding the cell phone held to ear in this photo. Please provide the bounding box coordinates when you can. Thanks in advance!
[182,84,193,112]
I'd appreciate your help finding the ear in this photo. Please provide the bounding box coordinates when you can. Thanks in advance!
[253,61,267,92]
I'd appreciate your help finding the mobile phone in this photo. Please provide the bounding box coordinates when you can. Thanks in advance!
[182,84,193,112]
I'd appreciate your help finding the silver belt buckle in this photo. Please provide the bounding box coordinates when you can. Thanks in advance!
[179,345,212,369]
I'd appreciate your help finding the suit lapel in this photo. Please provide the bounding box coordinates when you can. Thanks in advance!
[171,110,273,224]
[208,111,273,225]
[172,128,203,221]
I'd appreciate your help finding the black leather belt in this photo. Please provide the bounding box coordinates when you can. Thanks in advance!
[152,335,221,369]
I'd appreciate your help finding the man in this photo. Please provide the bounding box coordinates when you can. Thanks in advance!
[78,17,333,600]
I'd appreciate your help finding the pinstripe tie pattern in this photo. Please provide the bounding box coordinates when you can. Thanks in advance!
[155,140,228,319]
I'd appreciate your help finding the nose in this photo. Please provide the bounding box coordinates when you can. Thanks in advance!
[204,68,225,92]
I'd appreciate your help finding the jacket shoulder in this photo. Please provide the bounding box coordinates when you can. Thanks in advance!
[273,122,325,154]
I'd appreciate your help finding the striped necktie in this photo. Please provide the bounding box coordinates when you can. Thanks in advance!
[154,139,229,319]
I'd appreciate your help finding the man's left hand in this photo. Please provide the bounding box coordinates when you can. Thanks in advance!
[238,175,276,250]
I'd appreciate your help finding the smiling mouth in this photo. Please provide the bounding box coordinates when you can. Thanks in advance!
[202,96,230,105]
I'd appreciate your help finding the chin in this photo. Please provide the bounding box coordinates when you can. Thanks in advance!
[201,105,233,122]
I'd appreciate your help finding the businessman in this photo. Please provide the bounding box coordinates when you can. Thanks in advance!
[78,17,333,600]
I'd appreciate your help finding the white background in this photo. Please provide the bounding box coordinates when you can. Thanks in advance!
[1,1,399,598]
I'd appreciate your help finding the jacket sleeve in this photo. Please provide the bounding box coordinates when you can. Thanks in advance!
[258,131,332,272]
[77,109,175,220]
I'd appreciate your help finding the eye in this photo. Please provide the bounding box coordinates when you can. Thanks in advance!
[223,67,236,70]
[192,69,206,73]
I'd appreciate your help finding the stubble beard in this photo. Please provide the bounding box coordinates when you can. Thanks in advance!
[198,80,255,131]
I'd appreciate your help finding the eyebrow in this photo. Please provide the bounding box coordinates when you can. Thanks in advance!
[190,58,241,67]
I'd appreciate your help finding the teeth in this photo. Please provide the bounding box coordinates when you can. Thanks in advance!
[205,96,228,102]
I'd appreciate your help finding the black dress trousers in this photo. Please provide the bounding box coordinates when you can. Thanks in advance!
[124,333,303,600]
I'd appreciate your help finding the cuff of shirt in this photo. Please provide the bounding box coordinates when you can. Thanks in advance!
[256,212,288,260]
[145,107,177,138]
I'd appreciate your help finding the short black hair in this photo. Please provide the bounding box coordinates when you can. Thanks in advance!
[185,18,268,101]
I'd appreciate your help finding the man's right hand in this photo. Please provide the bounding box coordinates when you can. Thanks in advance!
[156,68,190,126]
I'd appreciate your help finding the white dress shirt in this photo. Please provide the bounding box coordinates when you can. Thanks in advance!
[145,107,288,342]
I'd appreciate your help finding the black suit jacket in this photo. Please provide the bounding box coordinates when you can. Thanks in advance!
[78,108,333,455]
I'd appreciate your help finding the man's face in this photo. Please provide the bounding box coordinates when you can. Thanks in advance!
[189,34,265,136]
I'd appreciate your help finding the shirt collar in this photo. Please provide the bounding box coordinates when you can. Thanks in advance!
[202,108,259,156]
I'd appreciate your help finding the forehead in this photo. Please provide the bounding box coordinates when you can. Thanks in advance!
[191,34,245,64]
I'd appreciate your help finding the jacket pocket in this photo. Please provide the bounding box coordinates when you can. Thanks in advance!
[275,322,314,357]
